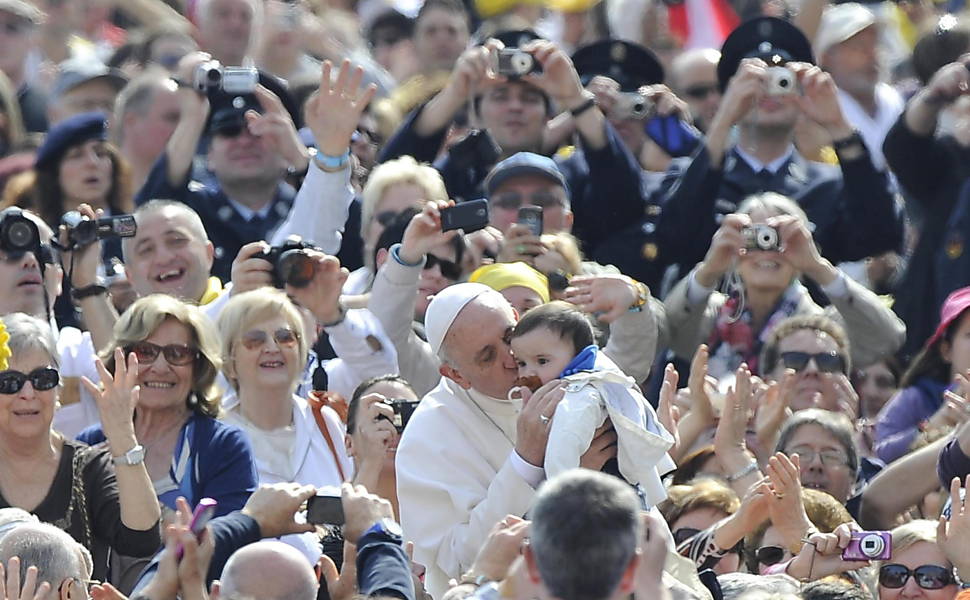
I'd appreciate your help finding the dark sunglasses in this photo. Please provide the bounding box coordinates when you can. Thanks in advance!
[2,244,58,266]
[491,191,564,210]
[124,341,199,366]
[780,351,846,374]
[0,367,59,394]
[241,327,300,351]
[673,527,742,554]
[424,253,462,280]
[683,83,719,100]
[879,564,955,590]
[755,545,787,567]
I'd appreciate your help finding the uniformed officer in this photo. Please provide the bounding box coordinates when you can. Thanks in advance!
[377,30,646,258]
[134,52,307,280]
[569,39,686,291]
[654,17,904,280]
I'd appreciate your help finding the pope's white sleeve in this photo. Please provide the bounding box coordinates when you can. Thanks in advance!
[270,161,353,253]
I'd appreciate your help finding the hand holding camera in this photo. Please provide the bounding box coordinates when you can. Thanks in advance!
[695,213,750,288]
[353,393,399,473]
[496,222,547,265]
[446,40,506,101]
[230,241,275,295]
[245,84,309,172]
[399,200,458,265]
[273,244,348,324]
[516,40,587,110]
[789,63,853,140]
[785,523,874,582]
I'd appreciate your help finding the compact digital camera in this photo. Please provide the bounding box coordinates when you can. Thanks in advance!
[494,49,541,78]
[842,531,892,561]
[612,92,654,121]
[742,224,780,252]
[193,61,259,95]
[765,66,796,96]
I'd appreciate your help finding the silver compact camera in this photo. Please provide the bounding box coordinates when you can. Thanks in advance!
[765,66,796,96]
[494,49,541,77]
[612,92,654,120]
[743,224,780,251]
[193,60,259,94]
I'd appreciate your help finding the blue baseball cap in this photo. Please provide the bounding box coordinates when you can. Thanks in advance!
[35,112,108,170]
[484,152,568,196]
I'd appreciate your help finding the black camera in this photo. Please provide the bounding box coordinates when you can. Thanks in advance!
[743,224,780,251]
[62,211,137,249]
[448,129,501,171]
[378,398,421,433]
[257,236,319,288]
[0,207,40,255]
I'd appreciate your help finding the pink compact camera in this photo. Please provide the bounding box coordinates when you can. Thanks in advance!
[841,531,892,561]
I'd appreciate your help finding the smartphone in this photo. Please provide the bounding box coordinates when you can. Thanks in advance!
[517,205,543,236]
[177,498,218,559]
[645,115,701,158]
[378,398,421,433]
[440,198,489,233]
[307,494,345,525]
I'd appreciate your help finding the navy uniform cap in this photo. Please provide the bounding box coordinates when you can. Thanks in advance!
[206,70,302,135]
[35,111,108,170]
[489,29,542,48]
[572,39,665,91]
[485,152,569,196]
[716,17,814,91]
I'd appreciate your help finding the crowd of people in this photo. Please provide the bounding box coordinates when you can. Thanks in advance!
[3,0,970,599]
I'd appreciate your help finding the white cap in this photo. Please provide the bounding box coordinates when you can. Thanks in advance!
[425,283,497,356]
[815,3,877,59]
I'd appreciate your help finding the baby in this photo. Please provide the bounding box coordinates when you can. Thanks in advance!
[509,301,675,507]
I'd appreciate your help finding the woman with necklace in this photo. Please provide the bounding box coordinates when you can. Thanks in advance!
[0,313,160,583]
[77,294,258,521]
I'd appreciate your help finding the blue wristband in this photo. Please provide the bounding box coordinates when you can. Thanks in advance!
[313,149,350,170]
[390,244,424,267]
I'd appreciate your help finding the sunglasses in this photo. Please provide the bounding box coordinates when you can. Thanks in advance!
[125,341,199,366]
[0,367,59,394]
[491,191,564,210]
[683,83,719,100]
[424,253,462,280]
[1,244,58,266]
[241,327,300,351]
[780,351,846,374]
[673,528,742,554]
[879,564,955,590]
[755,545,787,567]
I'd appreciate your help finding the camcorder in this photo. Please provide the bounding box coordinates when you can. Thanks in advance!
[193,61,259,95]
[257,236,319,288]
[743,224,780,252]
[61,211,137,249]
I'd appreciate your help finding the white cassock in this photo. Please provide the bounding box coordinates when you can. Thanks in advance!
[396,378,541,599]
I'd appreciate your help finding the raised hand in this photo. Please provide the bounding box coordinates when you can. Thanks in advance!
[764,453,812,553]
[0,558,51,600]
[58,203,103,287]
[81,348,139,451]
[284,250,348,324]
[695,214,750,288]
[789,63,853,140]
[755,373,792,453]
[246,84,309,170]
[398,200,458,265]
[562,274,644,323]
[658,364,683,459]
[786,523,867,582]
[306,60,378,156]
[469,516,530,582]
[938,475,970,581]
[521,40,587,109]
[230,241,274,295]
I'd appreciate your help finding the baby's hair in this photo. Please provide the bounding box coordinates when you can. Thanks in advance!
[511,301,595,355]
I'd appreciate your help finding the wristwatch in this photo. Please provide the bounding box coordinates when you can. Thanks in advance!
[362,518,403,541]
[113,444,146,466]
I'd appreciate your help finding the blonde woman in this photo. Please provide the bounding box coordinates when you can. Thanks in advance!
[77,294,258,519]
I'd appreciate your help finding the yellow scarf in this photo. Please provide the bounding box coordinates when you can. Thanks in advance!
[0,319,10,370]
[199,277,224,305]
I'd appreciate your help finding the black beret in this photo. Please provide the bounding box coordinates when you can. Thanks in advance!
[35,111,108,170]
[489,29,542,48]
[572,39,665,91]
[206,70,302,135]
[717,17,814,91]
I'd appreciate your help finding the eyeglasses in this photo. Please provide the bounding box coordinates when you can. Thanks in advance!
[424,253,462,280]
[780,351,846,374]
[755,545,788,567]
[240,327,300,351]
[786,445,849,468]
[0,367,59,394]
[491,191,564,210]
[879,564,955,590]
[124,341,199,366]
[683,83,719,100]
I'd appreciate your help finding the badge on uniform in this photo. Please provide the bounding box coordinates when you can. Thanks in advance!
[947,232,964,260]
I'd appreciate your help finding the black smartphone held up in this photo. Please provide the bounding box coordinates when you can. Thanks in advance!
[517,205,543,236]
[440,198,489,233]
[644,115,702,158]
[307,494,345,526]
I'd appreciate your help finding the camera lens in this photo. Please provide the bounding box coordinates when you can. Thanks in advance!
[860,534,885,558]
[6,221,35,250]
[511,53,532,75]
[278,250,315,288]
[206,68,221,83]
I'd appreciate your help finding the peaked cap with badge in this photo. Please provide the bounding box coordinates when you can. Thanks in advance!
[716,16,814,91]
[572,39,665,91]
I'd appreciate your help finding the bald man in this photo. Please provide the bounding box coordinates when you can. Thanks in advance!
[669,48,722,133]
[218,541,318,600]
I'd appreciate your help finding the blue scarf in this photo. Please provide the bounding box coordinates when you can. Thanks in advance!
[559,345,599,377]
